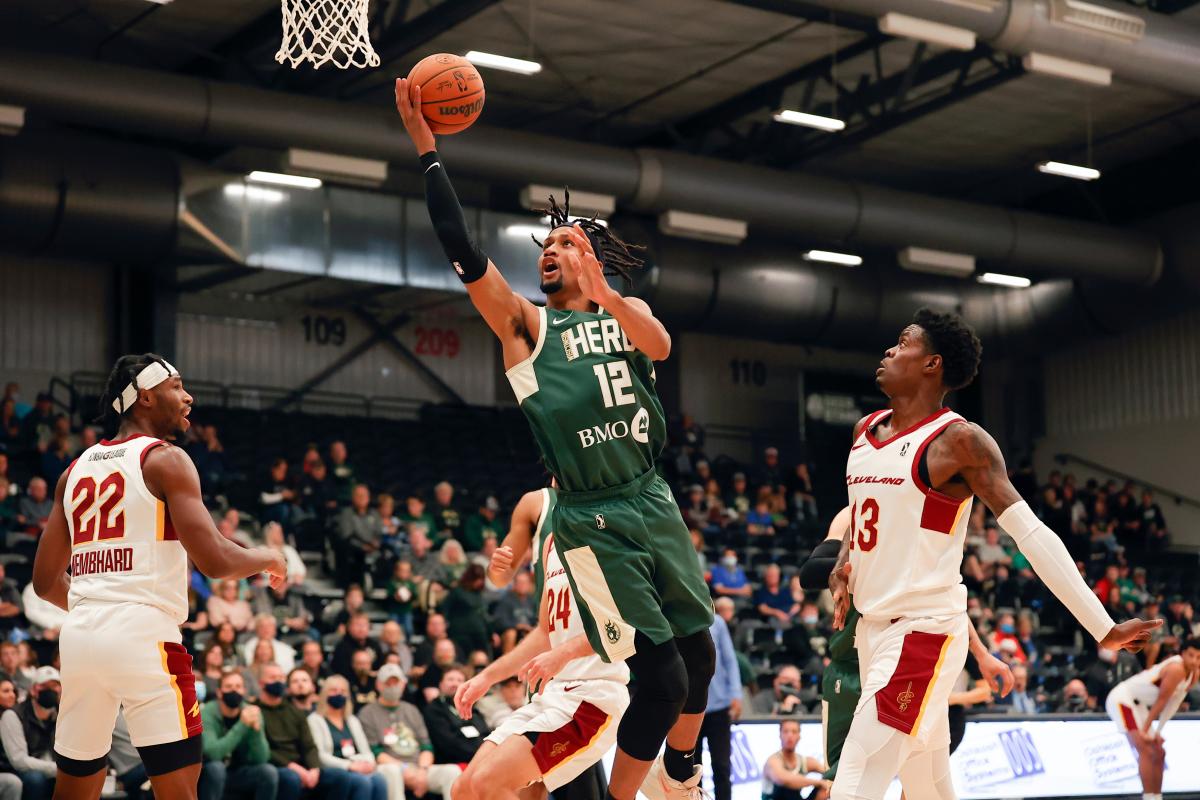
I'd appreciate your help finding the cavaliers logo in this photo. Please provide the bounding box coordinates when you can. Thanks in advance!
[595,514,606,530]
[605,619,621,644]
[896,682,915,713]
[188,701,200,717]
[550,742,570,758]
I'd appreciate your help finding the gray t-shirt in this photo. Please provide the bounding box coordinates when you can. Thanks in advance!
[357,701,430,764]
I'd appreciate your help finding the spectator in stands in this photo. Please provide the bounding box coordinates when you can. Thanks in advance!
[288,669,318,715]
[0,476,16,535]
[1089,497,1120,555]
[298,459,338,524]
[724,472,752,524]
[406,528,441,589]
[745,494,776,537]
[1093,564,1120,605]
[1015,613,1039,665]
[710,549,752,598]
[422,665,490,764]
[0,665,59,800]
[681,484,712,535]
[378,621,413,676]
[20,582,64,642]
[333,614,385,679]
[1055,678,1095,713]
[690,529,709,578]
[243,614,297,673]
[436,540,468,588]
[220,509,256,548]
[348,649,379,710]
[16,477,51,536]
[415,641,461,706]
[265,522,306,587]
[75,426,97,457]
[376,493,402,553]
[0,566,22,639]
[786,463,818,522]
[463,496,504,553]
[0,645,23,697]
[259,458,298,528]
[412,614,450,671]
[1113,488,1141,547]
[0,400,18,450]
[326,584,366,635]
[298,641,332,687]
[492,571,537,654]
[13,647,35,695]
[257,662,352,800]
[442,565,491,658]
[328,440,357,505]
[1120,566,1151,608]
[336,484,383,585]
[474,675,526,729]
[199,669,277,800]
[431,482,462,544]
[301,445,321,476]
[698,609,741,800]
[975,526,1011,580]
[679,413,706,469]
[307,675,388,800]
[247,640,279,693]
[359,664,461,800]
[209,579,255,632]
[189,424,232,498]
[0,679,13,710]
[1141,598,1166,667]
[400,496,436,538]
[1083,644,1139,707]
[37,434,70,484]
[385,560,418,638]
[1140,490,1169,551]
[998,664,1041,714]
[755,564,799,629]
[252,576,312,641]
[751,665,804,716]
[16,394,53,456]
[202,643,257,702]
[212,622,243,668]
[755,447,786,495]
[989,612,1025,663]
[761,720,829,800]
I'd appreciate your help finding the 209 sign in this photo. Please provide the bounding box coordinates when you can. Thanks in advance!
[414,327,460,359]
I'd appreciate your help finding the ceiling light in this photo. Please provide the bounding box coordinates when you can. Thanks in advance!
[772,110,845,132]
[978,272,1032,288]
[286,149,387,186]
[1022,52,1112,86]
[504,224,551,239]
[0,104,24,135]
[142,0,173,4]
[1037,161,1101,181]
[898,246,975,278]
[247,171,322,189]
[658,210,747,245]
[878,12,976,50]
[465,51,542,75]
[223,184,286,203]
[521,185,614,217]
[804,250,861,266]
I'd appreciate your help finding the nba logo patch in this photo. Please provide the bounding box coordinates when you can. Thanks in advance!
[595,514,606,529]
[900,442,910,456]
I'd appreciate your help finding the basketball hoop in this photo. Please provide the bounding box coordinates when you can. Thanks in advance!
[276,0,381,70]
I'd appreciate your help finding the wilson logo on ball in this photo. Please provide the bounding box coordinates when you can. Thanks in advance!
[439,98,485,117]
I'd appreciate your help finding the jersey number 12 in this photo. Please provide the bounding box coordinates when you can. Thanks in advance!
[593,361,635,408]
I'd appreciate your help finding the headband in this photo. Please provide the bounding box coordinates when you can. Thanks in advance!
[112,359,180,414]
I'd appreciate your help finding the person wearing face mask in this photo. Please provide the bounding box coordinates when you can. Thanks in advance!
[358,665,462,800]
[710,548,752,598]
[0,666,60,800]
[255,663,352,800]
[307,675,387,800]
[199,670,276,800]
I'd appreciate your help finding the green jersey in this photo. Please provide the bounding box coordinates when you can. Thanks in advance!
[828,602,860,665]
[506,305,667,492]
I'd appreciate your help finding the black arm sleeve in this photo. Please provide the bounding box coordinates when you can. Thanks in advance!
[798,538,843,589]
[420,151,488,283]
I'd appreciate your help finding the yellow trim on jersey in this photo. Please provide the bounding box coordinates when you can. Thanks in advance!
[540,712,613,779]
[158,642,188,739]
[910,634,954,738]
[949,498,971,534]
[156,501,166,541]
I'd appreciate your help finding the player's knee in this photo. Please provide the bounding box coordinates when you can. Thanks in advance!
[627,634,688,706]
[676,630,716,714]
[53,751,109,778]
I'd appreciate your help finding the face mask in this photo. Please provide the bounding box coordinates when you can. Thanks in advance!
[221,691,243,709]
[263,681,287,698]
[1000,623,1015,634]
[36,689,59,709]
[381,686,404,703]
[801,615,818,626]
[721,557,737,568]
[327,695,347,710]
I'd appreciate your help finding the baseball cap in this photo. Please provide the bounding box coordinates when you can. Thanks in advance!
[733,472,746,481]
[377,664,405,684]
[484,496,500,512]
[32,666,60,685]
[765,446,779,456]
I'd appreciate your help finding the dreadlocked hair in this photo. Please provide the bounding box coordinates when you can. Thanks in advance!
[535,188,646,287]
[96,352,168,429]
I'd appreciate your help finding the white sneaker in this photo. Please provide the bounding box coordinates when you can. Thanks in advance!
[640,755,707,800]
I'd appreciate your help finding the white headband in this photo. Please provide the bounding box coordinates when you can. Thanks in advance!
[112,359,180,414]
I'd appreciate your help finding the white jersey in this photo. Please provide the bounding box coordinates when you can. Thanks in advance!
[531,488,628,684]
[845,407,972,620]
[1116,655,1189,707]
[63,434,189,623]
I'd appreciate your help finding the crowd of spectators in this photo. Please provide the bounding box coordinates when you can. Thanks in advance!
[1,382,1197,799]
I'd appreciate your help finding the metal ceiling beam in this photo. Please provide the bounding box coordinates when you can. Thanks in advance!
[719,0,877,32]
[173,265,260,293]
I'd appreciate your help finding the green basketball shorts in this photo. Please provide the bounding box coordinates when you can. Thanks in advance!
[821,658,861,781]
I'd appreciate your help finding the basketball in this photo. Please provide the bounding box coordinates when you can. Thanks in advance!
[408,53,485,135]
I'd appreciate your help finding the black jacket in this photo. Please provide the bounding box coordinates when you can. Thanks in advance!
[421,695,490,764]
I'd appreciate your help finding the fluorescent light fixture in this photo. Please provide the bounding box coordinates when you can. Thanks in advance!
[878,12,976,50]
[1022,52,1111,86]
[504,224,551,239]
[772,110,845,132]
[804,250,862,266]
[658,210,748,245]
[0,104,24,135]
[246,171,322,189]
[465,50,542,75]
[898,246,976,278]
[143,0,173,4]
[223,184,286,203]
[1037,160,1101,181]
[539,215,608,228]
[286,149,387,186]
[521,185,614,217]
[933,0,1001,10]
[978,272,1032,288]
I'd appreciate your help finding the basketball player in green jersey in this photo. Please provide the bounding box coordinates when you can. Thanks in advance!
[397,79,715,800]
[800,508,1012,784]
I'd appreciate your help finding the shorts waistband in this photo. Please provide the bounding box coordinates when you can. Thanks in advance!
[556,469,657,506]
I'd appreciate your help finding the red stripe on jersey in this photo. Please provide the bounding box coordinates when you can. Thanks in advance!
[865,407,951,450]
[920,492,962,535]
[140,440,168,468]
[530,699,611,775]
[163,642,203,739]
[875,630,950,735]
[163,507,179,541]
[1119,704,1137,731]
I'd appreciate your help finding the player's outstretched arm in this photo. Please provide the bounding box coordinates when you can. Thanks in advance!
[967,617,1013,697]
[454,587,553,717]
[488,490,540,588]
[143,445,285,585]
[395,78,537,365]
[31,472,73,610]
[945,422,1161,651]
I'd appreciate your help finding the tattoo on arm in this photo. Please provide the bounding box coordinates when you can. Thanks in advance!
[944,423,1022,514]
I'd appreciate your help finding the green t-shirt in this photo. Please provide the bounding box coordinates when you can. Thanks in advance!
[464,513,506,553]
[506,306,666,492]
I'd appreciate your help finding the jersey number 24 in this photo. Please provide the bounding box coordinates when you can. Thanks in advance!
[545,586,572,632]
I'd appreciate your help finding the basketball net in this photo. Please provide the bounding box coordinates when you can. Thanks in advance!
[276,0,381,70]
